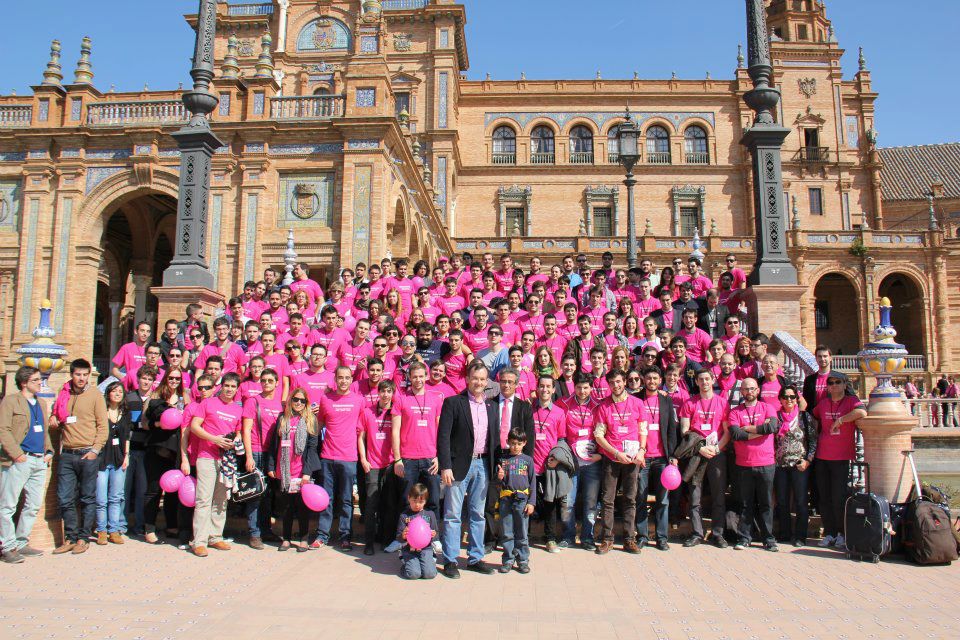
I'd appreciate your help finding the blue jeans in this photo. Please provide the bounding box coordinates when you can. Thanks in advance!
[57,449,99,543]
[124,449,147,535]
[499,495,530,565]
[316,459,357,543]
[562,460,601,545]
[96,465,127,534]
[636,457,670,543]
[441,458,488,565]
[0,456,47,551]
[400,546,437,579]
[400,457,441,526]
[244,451,272,538]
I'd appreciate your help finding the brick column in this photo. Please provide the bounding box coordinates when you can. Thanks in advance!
[858,397,917,503]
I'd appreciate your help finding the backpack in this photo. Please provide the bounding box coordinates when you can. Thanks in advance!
[904,499,959,565]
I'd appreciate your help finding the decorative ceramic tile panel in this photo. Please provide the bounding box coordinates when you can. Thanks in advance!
[54,198,73,330]
[483,111,716,131]
[352,165,372,265]
[85,166,125,193]
[0,180,21,228]
[356,88,376,107]
[438,72,448,128]
[278,173,335,227]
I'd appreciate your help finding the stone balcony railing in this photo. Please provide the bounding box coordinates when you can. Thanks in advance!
[226,2,274,15]
[383,0,430,8]
[0,104,32,127]
[87,100,187,126]
[269,95,345,120]
[833,354,928,373]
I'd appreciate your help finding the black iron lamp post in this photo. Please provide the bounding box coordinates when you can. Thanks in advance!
[617,109,641,269]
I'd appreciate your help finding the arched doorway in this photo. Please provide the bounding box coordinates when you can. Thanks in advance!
[390,198,407,258]
[878,273,925,355]
[91,192,176,374]
[812,273,862,355]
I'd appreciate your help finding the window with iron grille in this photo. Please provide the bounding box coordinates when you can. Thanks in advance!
[395,92,410,118]
[815,300,830,329]
[680,206,699,236]
[809,187,823,215]
[592,207,612,236]
[505,207,526,236]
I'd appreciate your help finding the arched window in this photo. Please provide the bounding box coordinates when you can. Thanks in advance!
[569,125,594,164]
[492,126,516,164]
[313,87,332,96]
[646,125,671,164]
[531,125,555,164]
[684,126,709,164]
[607,125,621,163]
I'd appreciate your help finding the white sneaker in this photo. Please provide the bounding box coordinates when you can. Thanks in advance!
[383,540,402,553]
[818,535,836,547]
[431,540,443,555]
[834,534,846,550]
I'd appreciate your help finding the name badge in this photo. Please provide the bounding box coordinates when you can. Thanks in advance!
[649,422,660,431]
[281,440,291,448]
[701,422,712,432]
[709,321,717,329]
[536,433,547,441]
[617,426,628,434]
[417,419,429,428]
[65,416,77,424]
[375,432,387,441]
[112,437,120,445]
[33,424,43,433]
[578,428,588,437]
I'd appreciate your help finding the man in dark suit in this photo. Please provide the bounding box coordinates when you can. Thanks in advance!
[697,288,731,339]
[634,366,681,551]
[652,289,682,332]
[483,367,534,552]
[437,361,502,579]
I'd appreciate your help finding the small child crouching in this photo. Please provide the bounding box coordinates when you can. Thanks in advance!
[396,483,439,580]
[497,428,536,574]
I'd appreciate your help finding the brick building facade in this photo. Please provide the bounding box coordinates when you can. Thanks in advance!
[0,0,957,387]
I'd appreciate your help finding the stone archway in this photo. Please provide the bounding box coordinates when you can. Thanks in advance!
[812,273,863,355]
[390,198,408,258]
[878,272,925,356]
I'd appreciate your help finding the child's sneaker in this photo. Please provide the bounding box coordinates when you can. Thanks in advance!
[545,540,559,553]
[431,540,443,554]
[516,563,530,574]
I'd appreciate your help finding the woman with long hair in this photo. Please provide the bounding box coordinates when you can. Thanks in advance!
[266,387,321,552]
[616,296,636,328]
[142,368,187,543]
[610,345,631,377]
[384,289,407,329]
[734,335,753,368]
[621,316,641,351]
[405,307,426,336]
[165,346,193,399]
[96,381,131,545]
[532,345,560,381]
[292,289,317,325]
[654,266,675,300]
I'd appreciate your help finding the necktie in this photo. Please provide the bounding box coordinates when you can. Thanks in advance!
[500,399,510,448]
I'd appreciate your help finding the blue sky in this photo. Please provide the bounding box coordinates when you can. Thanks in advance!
[2,0,957,147]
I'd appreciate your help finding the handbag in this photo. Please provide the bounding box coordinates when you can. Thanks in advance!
[232,397,267,503]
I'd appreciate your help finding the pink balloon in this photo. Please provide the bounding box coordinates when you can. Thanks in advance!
[406,516,432,551]
[178,475,197,508]
[301,483,330,512]
[159,469,185,493]
[661,464,682,491]
[159,408,184,430]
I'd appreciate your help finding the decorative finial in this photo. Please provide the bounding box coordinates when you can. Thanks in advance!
[423,163,432,185]
[710,217,718,236]
[282,229,297,286]
[791,195,800,230]
[706,71,711,80]
[362,0,382,17]
[633,71,639,80]
[520,71,525,80]
[222,35,240,79]
[644,218,652,236]
[858,296,908,402]
[411,137,421,155]
[828,25,836,43]
[596,70,602,80]
[858,46,866,72]
[737,43,744,69]
[690,228,705,262]
[17,299,68,397]
[671,71,677,80]
[485,72,491,81]
[109,84,116,93]
[398,108,410,127]
[41,40,63,87]
[927,191,939,231]
[255,34,275,78]
[579,219,587,235]
[10,89,16,96]
[143,82,149,92]
[178,82,183,91]
[73,36,93,84]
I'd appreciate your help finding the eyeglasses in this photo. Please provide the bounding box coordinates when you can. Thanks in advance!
[827,380,845,386]
[726,321,739,325]
[374,343,388,349]
[401,341,416,347]
[190,334,202,339]
[673,261,683,265]
[290,398,307,405]
[168,376,182,381]
[642,353,657,358]
[726,258,736,263]
[197,385,213,391]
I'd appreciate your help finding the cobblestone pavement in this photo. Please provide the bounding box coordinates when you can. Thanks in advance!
[1,536,958,639]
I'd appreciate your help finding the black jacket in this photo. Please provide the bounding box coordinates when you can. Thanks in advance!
[696,300,730,339]
[638,390,680,458]
[802,373,825,415]
[437,392,504,481]
[145,398,181,456]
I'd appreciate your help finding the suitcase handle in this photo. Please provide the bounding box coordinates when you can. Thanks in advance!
[850,461,870,494]
[902,449,924,501]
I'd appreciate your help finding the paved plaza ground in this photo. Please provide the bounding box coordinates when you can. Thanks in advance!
[1,536,958,640]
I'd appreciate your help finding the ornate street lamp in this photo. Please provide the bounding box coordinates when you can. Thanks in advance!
[617,109,641,269]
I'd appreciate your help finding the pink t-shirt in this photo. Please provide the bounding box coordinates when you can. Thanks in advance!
[363,405,394,469]
[591,376,611,402]
[677,327,712,363]
[239,380,263,401]
[634,297,661,319]
[262,353,290,382]
[181,400,205,464]
[639,394,665,458]
[351,378,383,409]
[242,394,283,452]
[391,389,444,459]
[339,339,373,375]
[386,276,417,311]
[538,334,568,366]
[679,394,728,439]
[426,380,457,398]
[517,313,546,338]
[727,402,777,466]
[311,328,351,371]
[813,395,864,461]
[112,342,146,380]
[759,378,784,409]
[595,395,645,460]
[514,369,537,401]
[493,269,514,292]
[293,369,336,414]
[726,267,747,290]
[443,352,469,392]
[195,342,246,375]
[496,321,522,346]
[561,396,599,464]
[436,294,466,316]
[290,278,324,306]
[318,390,364,461]
[194,396,243,460]
[463,326,491,354]
[531,402,564,474]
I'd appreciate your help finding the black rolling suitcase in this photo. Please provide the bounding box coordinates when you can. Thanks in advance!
[844,462,893,563]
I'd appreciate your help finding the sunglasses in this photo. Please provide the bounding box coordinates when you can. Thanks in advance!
[726,258,736,262]
[191,334,203,339]
[827,380,845,386]
[168,376,182,381]
[286,346,301,351]
[291,398,307,405]
[782,395,798,400]
[642,353,657,358]
[374,344,388,348]
[401,341,416,347]
[197,385,213,391]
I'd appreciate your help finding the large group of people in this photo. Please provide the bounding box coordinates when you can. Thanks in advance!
[0,250,869,578]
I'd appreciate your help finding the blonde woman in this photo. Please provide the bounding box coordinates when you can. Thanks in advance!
[266,387,321,552]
